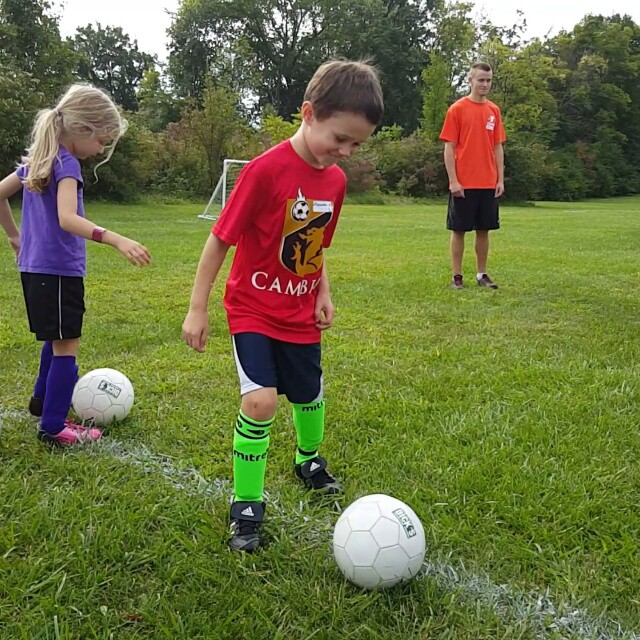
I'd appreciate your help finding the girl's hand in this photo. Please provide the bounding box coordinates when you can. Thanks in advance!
[315,292,335,331]
[7,234,19,259]
[182,310,210,352]
[115,237,151,266]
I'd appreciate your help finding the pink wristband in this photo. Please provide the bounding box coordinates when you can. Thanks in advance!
[92,226,106,243]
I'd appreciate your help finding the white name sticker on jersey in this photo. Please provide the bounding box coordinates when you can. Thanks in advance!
[313,200,333,213]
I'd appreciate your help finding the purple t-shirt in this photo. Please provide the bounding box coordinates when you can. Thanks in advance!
[16,146,86,277]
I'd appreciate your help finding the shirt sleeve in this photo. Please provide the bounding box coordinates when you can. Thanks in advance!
[16,165,26,180]
[53,152,83,186]
[439,105,459,144]
[213,161,265,246]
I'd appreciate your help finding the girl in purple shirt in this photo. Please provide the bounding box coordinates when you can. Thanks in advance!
[0,84,151,445]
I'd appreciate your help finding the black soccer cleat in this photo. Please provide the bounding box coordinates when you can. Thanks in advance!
[295,456,342,495]
[28,396,43,417]
[477,273,499,289]
[228,501,266,553]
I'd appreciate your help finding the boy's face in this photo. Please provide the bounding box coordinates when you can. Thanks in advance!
[302,103,376,168]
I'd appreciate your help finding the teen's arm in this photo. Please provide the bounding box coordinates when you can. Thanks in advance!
[315,261,334,331]
[494,143,505,197]
[182,233,231,352]
[444,142,464,197]
[0,173,22,256]
[57,178,151,266]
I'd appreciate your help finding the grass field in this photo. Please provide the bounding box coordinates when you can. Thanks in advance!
[1,197,639,639]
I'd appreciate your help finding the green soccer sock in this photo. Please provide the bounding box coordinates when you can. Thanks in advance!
[292,399,325,464]
[233,411,273,502]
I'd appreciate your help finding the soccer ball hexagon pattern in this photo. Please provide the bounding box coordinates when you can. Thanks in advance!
[72,368,134,426]
[333,494,426,589]
[291,199,310,221]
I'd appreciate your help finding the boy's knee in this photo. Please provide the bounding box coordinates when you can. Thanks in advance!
[241,389,278,421]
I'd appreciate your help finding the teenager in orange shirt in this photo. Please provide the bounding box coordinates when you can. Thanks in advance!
[440,62,506,290]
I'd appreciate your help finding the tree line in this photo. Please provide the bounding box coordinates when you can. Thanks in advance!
[1,0,639,201]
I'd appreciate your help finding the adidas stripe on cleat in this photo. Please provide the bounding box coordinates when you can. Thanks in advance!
[229,501,265,553]
[294,456,342,494]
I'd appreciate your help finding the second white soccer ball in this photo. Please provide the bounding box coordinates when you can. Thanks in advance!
[72,368,134,426]
[333,494,426,589]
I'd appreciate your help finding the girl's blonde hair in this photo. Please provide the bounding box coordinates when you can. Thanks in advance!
[21,84,128,193]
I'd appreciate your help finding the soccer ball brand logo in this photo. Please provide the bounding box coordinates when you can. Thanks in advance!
[392,507,417,538]
[291,188,310,221]
[98,379,122,399]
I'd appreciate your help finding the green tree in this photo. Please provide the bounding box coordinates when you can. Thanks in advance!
[69,24,156,111]
[137,69,183,133]
[421,54,454,140]
[167,0,443,129]
[0,0,76,172]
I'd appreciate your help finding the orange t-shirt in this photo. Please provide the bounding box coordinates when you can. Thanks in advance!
[440,97,506,189]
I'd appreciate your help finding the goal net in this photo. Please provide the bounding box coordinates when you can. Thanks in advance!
[199,159,249,221]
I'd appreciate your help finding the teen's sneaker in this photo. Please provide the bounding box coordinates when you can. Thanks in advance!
[229,501,265,553]
[451,274,464,290]
[295,456,342,495]
[38,420,103,446]
[477,274,499,289]
[28,396,43,417]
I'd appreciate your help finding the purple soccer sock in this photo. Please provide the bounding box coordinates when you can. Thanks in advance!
[33,341,53,399]
[40,355,78,436]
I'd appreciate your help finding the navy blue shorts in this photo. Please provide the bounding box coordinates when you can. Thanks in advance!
[232,332,323,404]
[21,272,85,341]
[447,189,500,232]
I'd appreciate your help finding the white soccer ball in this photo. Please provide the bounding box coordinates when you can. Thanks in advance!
[333,494,426,589]
[72,368,134,426]
[291,199,310,221]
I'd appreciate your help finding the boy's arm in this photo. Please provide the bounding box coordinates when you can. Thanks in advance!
[57,178,151,266]
[494,143,505,197]
[0,173,22,256]
[183,233,230,352]
[315,261,334,331]
[443,142,464,197]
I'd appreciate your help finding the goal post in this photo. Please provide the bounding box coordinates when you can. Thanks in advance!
[198,159,249,221]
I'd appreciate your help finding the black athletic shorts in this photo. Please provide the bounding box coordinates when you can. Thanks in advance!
[21,272,85,341]
[447,188,500,232]
[232,332,323,404]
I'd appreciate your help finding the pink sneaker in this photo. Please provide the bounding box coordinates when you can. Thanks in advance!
[38,420,103,446]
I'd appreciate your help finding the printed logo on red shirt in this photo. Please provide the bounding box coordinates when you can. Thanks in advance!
[280,188,333,277]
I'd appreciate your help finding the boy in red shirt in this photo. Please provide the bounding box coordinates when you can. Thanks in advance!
[440,62,506,290]
[183,60,383,552]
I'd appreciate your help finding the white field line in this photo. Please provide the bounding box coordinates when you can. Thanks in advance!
[1,406,638,638]
[421,556,639,640]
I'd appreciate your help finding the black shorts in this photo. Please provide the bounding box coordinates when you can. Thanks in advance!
[21,272,85,341]
[447,189,500,232]
[232,332,323,404]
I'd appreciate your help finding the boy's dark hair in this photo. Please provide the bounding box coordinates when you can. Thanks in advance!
[304,60,384,125]
[470,62,492,74]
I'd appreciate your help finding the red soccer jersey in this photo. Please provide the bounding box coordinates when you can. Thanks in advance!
[213,140,347,344]
[439,97,506,189]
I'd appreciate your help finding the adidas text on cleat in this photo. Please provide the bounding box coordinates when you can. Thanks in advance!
[295,456,342,494]
[229,501,265,552]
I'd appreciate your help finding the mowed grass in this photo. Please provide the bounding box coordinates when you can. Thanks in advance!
[0,197,639,639]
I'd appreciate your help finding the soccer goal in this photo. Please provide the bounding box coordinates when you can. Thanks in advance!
[199,159,249,221]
